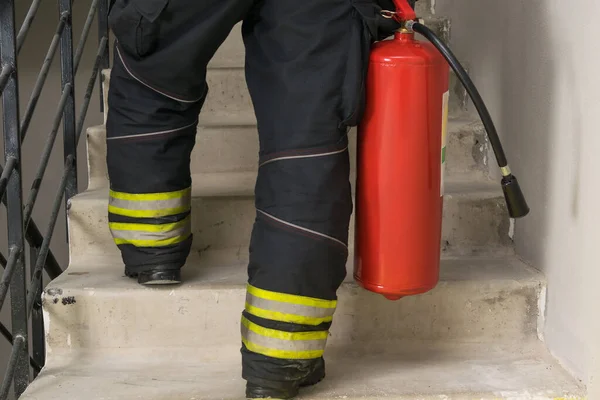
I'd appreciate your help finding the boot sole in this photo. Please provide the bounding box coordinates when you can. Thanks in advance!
[125,268,182,285]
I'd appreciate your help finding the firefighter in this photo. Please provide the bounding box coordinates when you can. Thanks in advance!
[106,0,401,398]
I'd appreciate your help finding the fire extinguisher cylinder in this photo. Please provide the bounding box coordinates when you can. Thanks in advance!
[354,29,448,301]
[354,0,530,302]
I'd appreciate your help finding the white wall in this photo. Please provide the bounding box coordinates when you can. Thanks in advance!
[0,1,104,397]
[436,0,600,391]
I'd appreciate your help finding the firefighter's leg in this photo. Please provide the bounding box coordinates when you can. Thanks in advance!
[106,0,253,284]
[240,0,374,397]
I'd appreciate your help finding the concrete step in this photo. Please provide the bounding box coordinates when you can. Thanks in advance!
[85,118,491,188]
[102,63,467,130]
[100,15,468,125]
[21,342,585,400]
[67,177,512,261]
[43,254,541,351]
[200,68,467,127]
[193,120,487,178]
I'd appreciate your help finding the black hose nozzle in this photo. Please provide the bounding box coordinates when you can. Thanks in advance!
[501,174,530,218]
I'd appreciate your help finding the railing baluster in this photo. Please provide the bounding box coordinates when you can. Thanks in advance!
[0,64,12,95]
[16,0,42,54]
[23,84,72,229]
[0,247,21,310]
[30,245,45,378]
[59,0,77,233]
[98,0,110,113]
[27,156,74,317]
[0,249,41,374]
[0,0,29,395]
[0,322,41,373]
[74,0,100,76]
[20,14,68,142]
[0,161,63,280]
[0,335,25,400]
[0,157,17,199]
[77,37,108,145]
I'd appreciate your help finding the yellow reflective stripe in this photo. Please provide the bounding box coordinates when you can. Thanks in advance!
[109,187,190,201]
[108,187,191,218]
[245,303,333,325]
[242,317,328,341]
[242,338,324,360]
[241,316,327,360]
[247,284,337,309]
[113,234,190,247]
[109,216,190,233]
[108,205,190,218]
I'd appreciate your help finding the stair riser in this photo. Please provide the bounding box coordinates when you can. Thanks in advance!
[42,279,541,352]
[67,193,510,260]
[86,121,491,190]
[196,123,489,179]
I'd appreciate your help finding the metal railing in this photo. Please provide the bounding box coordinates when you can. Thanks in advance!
[0,0,110,398]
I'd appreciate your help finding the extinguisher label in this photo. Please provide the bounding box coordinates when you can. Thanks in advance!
[441,90,449,197]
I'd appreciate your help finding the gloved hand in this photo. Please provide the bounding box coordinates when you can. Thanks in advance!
[375,0,402,40]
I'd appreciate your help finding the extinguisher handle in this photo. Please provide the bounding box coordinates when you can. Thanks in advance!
[392,0,417,21]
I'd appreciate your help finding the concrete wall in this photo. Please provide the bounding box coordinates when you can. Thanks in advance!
[436,0,600,391]
[0,1,104,396]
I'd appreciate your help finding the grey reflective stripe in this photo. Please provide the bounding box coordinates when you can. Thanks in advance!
[257,209,347,249]
[116,46,203,103]
[240,325,327,353]
[107,120,198,141]
[259,146,348,167]
[110,225,191,242]
[247,292,335,319]
[109,196,191,211]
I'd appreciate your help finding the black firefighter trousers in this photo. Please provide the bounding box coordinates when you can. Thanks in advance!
[106,0,389,390]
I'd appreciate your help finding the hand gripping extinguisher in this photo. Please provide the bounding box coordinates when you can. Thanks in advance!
[354,0,530,300]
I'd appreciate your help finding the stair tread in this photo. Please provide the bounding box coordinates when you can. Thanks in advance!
[22,342,584,399]
[82,172,500,199]
[48,253,540,293]
[89,116,483,134]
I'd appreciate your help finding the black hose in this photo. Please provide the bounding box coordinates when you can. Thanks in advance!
[412,22,507,167]
[411,22,530,218]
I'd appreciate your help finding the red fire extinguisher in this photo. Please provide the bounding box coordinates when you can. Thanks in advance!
[354,0,530,300]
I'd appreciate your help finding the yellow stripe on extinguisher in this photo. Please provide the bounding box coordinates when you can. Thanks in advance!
[441,90,449,197]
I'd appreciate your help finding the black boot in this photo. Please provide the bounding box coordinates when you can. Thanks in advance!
[124,264,182,285]
[245,358,325,399]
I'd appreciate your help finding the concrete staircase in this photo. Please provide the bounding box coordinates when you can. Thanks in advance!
[21,4,585,399]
